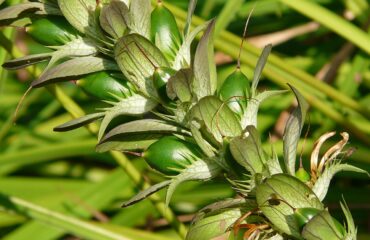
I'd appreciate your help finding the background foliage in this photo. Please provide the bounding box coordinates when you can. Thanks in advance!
[0,0,369,239]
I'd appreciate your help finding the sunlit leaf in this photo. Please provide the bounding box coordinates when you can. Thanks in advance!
[53,112,105,132]
[96,134,161,153]
[283,85,309,175]
[192,20,217,100]
[2,53,51,70]
[313,163,369,200]
[166,68,192,102]
[100,0,129,39]
[186,207,247,240]
[122,180,171,207]
[0,3,44,26]
[173,21,208,70]
[166,159,221,206]
[128,0,151,38]
[32,56,119,87]
[58,0,100,37]
[114,33,169,98]
[98,94,157,141]
[190,124,216,157]
[256,174,323,238]
[250,44,272,96]
[302,210,344,240]
[101,119,190,142]
[190,96,242,143]
[229,126,266,175]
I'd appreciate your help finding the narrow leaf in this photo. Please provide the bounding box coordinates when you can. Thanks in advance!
[2,53,51,70]
[166,159,221,206]
[192,19,217,100]
[46,38,98,69]
[101,119,190,142]
[313,163,369,200]
[173,21,208,70]
[58,0,100,37]
[100,0,129,39]
[53,112,105,132]
[31,56,119,87]
[166,68,192,102]
[128,0,151,38]
[98,94,157,140]
[184,0,198,37]
[241,90,287,128]
[251,44,272,95]
[96,134,160,153]
[0,3,43,26]
[122,180,171,207]
[229,126,266,175]
[190,124,216,157]
[283,85,309,175]
[0,194,130,240]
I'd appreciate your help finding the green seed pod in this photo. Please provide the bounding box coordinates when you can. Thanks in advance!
[77,71,132,101]
[143,136,202,176]
[26,16,79,46]
[150,1,182,62]
[153,67,176,103]
[295,166,311,183]
[219,69,250,116]
[302,210,346,240]
[294,207,321,229]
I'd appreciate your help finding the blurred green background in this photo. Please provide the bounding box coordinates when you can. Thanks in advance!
[0,0,369,239]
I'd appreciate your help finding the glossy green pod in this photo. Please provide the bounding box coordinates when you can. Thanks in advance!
[26,16,79,46]
[153,67,176,103]
[219,69,250,116]
[143,136,202,175]
[150,1,182,62]
[294,207,321,229]
[77,71,132,101]
[302,210,346,240]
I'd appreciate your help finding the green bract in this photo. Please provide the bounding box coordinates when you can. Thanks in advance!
[150,1,182,62]
[143,136,202,175]
[256,174,324,238]
[219,68,250,116]
[26,16,79,46]
[295,166,311,183]
[77,71,132,101]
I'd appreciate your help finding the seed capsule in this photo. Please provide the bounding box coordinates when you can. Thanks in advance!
[150,1,182,62]
[77,71,132,101]
[153,67,176,103]
[143,136,202,175]
[26,16,79,46]
[219,69,250,116]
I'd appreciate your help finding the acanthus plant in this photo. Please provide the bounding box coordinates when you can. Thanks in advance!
[0,0,368,239]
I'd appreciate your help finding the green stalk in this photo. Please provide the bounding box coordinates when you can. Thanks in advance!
[279,0,370,55]
[0,140,97,175]
[0,194,130,240]
[213,0,244,38]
